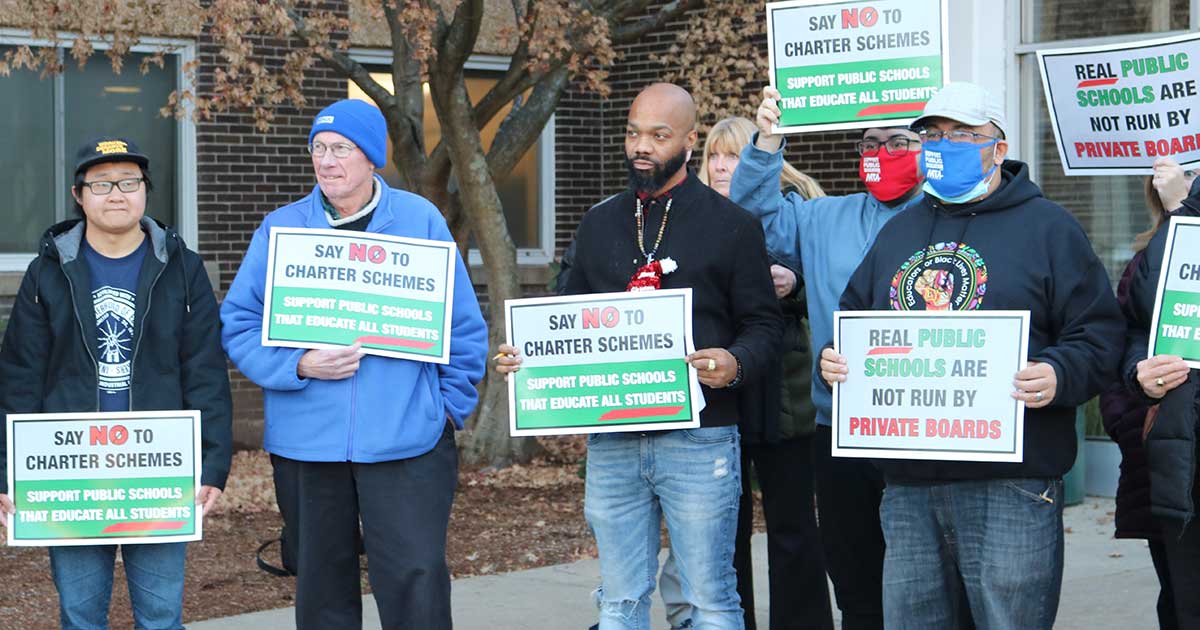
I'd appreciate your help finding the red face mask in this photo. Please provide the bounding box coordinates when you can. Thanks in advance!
[859,149,921,202]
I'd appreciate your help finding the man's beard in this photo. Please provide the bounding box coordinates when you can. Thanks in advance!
[625,148,689,194]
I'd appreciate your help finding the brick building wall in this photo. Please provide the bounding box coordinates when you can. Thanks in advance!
[195,4,351,446]
[550,2,869,264]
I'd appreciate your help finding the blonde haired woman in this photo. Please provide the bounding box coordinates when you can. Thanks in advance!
[700,116,824,201]
[701,115,835,630]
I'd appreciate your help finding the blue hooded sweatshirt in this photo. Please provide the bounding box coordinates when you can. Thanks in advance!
[730,138,924,427]
[221,177,488,462]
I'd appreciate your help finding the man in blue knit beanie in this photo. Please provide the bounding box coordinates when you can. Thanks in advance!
[221,99,488,630]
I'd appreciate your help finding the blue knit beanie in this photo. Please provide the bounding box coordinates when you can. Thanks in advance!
[308,99,387,167]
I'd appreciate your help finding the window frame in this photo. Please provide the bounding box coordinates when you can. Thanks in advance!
[1011,0,1200,185]
[0,28,197,272]
[348,48,557,267]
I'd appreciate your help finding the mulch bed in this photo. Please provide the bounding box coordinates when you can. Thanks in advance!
[0,436,765,628]
[0,438,596,628]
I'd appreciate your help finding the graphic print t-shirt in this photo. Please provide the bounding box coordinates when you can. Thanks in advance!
[83,237,148,412]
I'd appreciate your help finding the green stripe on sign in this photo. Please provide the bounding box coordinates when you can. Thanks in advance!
[1155,289,1200,359]
[775,55,943,127]
[12,476,196,540]
[269,286,445,356]
[514,358,692,430]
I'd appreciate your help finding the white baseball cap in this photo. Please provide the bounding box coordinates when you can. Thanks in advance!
[911,82,1007,137]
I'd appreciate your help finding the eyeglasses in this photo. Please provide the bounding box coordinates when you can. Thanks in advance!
[855,135,922,156]
[917,128,1002,144]
[81,178,144,195]
[307,141,357,159]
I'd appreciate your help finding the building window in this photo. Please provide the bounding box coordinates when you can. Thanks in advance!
[0,37,196,269]
[1017,0,1198,284]
[346,53,555,264]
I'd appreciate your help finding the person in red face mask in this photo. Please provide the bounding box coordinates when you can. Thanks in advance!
[857,131,924,203]
[728,86,925,630]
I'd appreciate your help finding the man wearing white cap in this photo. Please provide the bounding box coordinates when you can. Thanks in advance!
[819,83,1124,629]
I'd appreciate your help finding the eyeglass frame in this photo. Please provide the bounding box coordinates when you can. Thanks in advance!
[80,177,145,195]
[307,141,359,159]
[855,135,923,156]
[916,128,1003,144]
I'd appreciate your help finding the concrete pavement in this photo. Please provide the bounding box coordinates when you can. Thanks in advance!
[190,498,1160,629]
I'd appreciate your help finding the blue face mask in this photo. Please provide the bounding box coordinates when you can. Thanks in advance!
[920,138,998,204]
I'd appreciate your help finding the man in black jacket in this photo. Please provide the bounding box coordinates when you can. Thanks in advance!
[497,83,782,630]
[0,137,232,629]
[820,83,1123,630]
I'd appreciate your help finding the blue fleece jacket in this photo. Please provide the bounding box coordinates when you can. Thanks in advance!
[729,139,923,426]
[221,177,488,462]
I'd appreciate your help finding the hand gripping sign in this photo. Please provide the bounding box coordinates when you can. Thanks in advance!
[1148,216,1200,367]
[765,0,949,133]
[6,411,202,546]
[832,311,1030,462]
[262,227,457,363]
[505,289,705,437]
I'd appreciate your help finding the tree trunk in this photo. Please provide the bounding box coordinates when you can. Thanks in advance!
[457,207,545,467]
[431,67,544,467]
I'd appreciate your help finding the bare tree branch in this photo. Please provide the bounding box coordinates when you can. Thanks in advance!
[437,0,484,79]
[282,8,393,109]
[486,66,569,182]
[612,0,705,43]
[381,0,431,186]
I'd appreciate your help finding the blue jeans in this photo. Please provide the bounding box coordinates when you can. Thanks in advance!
[585,426,743,630]
[592,554,693,629]
[48,543,188,630]
[879,478,1064,630]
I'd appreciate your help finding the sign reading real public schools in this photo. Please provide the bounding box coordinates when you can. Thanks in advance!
[262,227,457,364]
[1149,216,1200,368]
[6,411,203,547]
[1036,32,1200,176]
[505,290,705,437]
[765,0,949,133]
[832,311,1030,462]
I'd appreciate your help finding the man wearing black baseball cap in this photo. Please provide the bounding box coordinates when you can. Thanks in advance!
[0,136,232,629]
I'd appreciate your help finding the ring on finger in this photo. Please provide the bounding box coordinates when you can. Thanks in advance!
[1035,391,1044,402]
[707,358,716,372]
[1156,377,1165,387]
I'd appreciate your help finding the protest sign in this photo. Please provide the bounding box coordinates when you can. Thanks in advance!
[1037,32,1200,176]
[505,289,704,437]
[1148,216,1200,368]
[765,0,948,133]
[262,227,456,363]
[6,411,202,547]
[832,311,1029,462]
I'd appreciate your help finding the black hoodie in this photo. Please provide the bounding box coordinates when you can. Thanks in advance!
[838,159,1124,482]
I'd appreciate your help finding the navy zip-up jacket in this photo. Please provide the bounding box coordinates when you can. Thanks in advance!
[1,218,233,493]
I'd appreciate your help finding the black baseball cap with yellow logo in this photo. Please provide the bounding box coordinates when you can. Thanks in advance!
[73,136,150,177]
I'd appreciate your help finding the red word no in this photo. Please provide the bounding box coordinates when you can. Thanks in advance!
[349,243,387,264]
[841,7,878,28]
[90,424,129,446]
[581,306,620,329]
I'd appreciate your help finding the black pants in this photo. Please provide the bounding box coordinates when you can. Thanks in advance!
[1149,539,1178,630]
[735,434,834,630]
[812,425,885,630]
[271,426,458,630]
[1162,516,1200,629]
